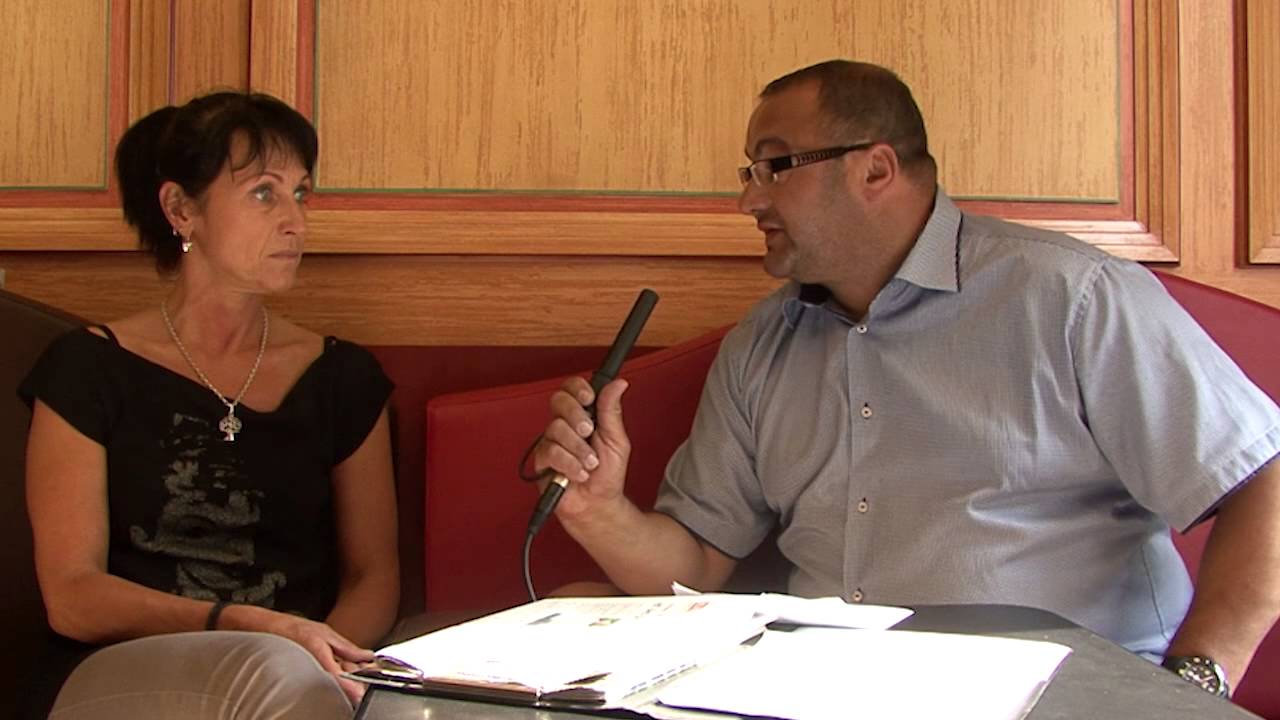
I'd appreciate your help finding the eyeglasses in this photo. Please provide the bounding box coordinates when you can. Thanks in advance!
[737,142,877,186]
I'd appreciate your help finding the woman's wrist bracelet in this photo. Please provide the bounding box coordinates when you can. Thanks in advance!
[205,600,231,631]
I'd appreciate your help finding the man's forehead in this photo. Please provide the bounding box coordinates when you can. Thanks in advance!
[744,81,825,155]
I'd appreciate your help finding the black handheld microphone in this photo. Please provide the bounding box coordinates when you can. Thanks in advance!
[526,288,659,538]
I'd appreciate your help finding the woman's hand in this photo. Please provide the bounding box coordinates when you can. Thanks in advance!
[228,605,375,706]
[285,616,372,705]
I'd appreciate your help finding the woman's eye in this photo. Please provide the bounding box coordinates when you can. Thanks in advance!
[293,188,311,203]
[252,186,274,202]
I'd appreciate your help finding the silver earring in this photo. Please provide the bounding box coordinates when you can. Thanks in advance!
[172,226,192,253]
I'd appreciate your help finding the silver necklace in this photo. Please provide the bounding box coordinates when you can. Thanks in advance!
[160,301,269,442]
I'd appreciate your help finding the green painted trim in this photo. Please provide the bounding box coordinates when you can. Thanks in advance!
[308,186,1120,204]
[101,0,112,188]
[0,184,108,192]
[948,194,1121,205]
[1113,0,1124,209]
[312,1,321,163]
[314,186,740,198]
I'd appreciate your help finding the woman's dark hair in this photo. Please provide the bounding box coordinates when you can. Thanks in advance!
[114,91,318,274]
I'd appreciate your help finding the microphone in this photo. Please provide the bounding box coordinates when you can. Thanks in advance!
[526,288,659,538]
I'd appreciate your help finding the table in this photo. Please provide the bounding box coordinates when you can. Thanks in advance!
[355,604,1258,719]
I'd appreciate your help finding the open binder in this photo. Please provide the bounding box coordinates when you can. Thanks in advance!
[349,594,1072,719]
[347,595,775,709]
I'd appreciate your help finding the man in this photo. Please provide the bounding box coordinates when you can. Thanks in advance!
[534,60,1280,696]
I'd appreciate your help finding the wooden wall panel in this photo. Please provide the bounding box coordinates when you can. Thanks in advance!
[249,0,300,106]
[314,0,1119,202]
[128,0,171,124]
[128,0,253,119]
[0,251,780,346]
[1246,0,1280,263]
[854,0,1119,202]
[3,0,1279,350]
[171,0,251,102]
[0,0,109,188]
[1162,0,1280,297]
[303,209,759,256]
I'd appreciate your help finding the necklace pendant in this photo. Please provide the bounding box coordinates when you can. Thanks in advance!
[219,410,242,442]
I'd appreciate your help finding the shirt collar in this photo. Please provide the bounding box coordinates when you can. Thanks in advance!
[782,187,962,328]
[896,188,961,293]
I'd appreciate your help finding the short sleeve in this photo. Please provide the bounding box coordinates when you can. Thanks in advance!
[17,329,117,445]
[326,338,393,465]
[1070,260,1280,530]
[654,320,774,559]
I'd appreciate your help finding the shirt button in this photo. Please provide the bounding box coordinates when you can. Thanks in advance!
[854,324,868,334]
[860,404,873,419]
[851,589,864,603]
[857,498,869,513]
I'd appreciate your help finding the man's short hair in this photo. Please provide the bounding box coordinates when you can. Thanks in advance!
[762,60,936,178]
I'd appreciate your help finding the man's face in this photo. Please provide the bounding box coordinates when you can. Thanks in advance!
[737,81,865,284]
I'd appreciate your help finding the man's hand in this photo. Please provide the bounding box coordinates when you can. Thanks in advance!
[534,376,632,520]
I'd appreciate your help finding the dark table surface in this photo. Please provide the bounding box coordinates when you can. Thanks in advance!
[355,604,1258,719]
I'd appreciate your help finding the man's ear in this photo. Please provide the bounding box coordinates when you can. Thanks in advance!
[158,181,194,234]
[863,144,899,190]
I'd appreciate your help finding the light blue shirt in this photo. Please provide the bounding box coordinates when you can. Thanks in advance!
[655,189,1280,655]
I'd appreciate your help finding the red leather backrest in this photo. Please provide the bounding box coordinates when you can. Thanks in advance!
[369,344,619,617]
[1155,271,1280,718]
[1155,272,1280,401]
[422,326,729,612]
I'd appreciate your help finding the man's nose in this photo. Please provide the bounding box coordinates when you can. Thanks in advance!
[737,179,768,216]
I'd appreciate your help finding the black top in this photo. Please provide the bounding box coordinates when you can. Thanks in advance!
[18,326,393,715]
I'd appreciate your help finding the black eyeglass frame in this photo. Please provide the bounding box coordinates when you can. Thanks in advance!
[737,141,877,186]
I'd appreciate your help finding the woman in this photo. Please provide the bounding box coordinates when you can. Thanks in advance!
[20,91,399,719]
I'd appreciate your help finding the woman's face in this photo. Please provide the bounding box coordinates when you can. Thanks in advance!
[183,134,312,295]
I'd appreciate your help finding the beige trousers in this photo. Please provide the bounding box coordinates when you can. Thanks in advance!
[49,631,353,720]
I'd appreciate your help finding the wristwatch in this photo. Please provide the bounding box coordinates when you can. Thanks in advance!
[1162,655,1229,698]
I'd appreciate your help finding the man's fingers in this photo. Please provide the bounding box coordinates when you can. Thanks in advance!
[548,390,596,438]
[559,375,594,402]
[536,418,596,480]
[540,416,592,452]
[592,379,630,446]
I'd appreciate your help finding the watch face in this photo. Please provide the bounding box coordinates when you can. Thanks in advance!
[1171,656,1227,697]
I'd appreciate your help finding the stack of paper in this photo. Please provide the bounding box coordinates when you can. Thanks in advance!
[650,626,1072,720]
[360,595,774,707]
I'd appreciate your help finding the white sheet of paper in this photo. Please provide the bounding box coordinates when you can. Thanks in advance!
[654,627,1072,720]
[670,581,913,630]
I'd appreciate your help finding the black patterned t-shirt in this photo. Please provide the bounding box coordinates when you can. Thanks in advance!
[20,327,393,620]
